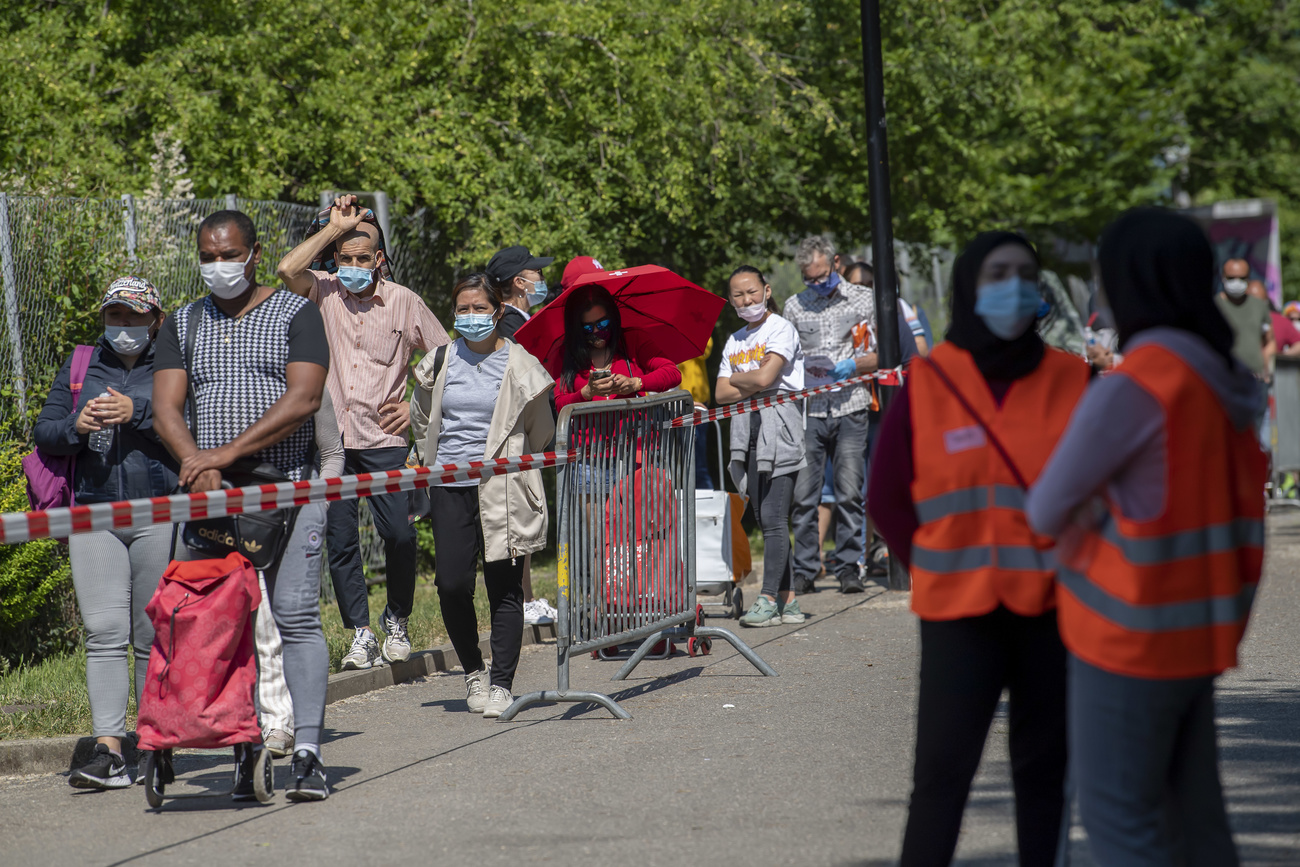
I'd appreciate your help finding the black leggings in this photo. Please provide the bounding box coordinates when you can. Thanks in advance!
[746,466,795,599]
[900,607,1068,867]
[429,485,525,691]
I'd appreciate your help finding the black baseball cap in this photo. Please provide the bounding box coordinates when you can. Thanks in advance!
[486,245,554,285]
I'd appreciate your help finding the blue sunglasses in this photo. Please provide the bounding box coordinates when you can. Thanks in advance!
[582,317,613,333]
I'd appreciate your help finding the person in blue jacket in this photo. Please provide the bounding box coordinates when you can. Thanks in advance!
[33,276,179,790]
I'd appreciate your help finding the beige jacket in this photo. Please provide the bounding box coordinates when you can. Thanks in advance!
[409,339,555,563]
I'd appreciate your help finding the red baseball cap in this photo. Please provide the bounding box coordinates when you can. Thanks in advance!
[560,256,605,291]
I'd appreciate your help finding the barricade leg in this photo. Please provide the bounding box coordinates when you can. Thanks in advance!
[497,642,632,721]
[610,624,778,681]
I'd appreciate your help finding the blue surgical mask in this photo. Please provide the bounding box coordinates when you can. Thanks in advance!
[455,313,497,342]
[804,271,842,297]
[337,266,375,294]
[974,277,1041,340]
[525,279,548,307]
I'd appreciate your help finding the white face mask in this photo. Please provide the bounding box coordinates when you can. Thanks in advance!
[1223,277,1248,297]
[105,325,153,355]
[736,301,768,323]
[200,249,254,299]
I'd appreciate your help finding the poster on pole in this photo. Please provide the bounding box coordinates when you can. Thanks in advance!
[1184,199,1283,306]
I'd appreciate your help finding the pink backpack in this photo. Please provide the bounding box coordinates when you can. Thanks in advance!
[22,345,94,511]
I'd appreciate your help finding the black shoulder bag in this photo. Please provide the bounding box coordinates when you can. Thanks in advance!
[178,301,303,570]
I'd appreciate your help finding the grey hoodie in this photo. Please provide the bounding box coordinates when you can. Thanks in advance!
[1026,327,1262,537]
[727,393,808,492]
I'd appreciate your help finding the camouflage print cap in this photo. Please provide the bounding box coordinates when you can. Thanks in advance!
[99,276,162,314]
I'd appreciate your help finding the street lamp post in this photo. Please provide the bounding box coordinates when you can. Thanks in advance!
[860,0,910,591]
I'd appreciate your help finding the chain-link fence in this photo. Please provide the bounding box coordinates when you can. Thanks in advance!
[0,192,396,579]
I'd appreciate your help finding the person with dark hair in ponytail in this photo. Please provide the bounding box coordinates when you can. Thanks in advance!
[552,284,681,410]
[1027,208,1266,866]
[868,231,1090,866]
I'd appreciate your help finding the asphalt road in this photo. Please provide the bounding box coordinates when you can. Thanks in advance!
[1,515,1297,866]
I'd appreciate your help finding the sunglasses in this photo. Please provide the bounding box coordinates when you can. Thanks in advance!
[582,317,613,333]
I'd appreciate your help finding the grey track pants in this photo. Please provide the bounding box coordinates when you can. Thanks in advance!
[68,522,177,739]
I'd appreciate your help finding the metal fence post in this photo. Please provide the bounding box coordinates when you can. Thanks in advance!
[0,193,29,426]
[121,194,138,266]
[371,191,393,254]
[225,194,238,211]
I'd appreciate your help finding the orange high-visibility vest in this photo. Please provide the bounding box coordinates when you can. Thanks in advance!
[909,343,1090,621]
[1057,343,1267,679]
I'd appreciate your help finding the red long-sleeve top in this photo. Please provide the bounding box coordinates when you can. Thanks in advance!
[553,332,683,411]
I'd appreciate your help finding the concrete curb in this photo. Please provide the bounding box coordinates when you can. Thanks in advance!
[0,623,558,778]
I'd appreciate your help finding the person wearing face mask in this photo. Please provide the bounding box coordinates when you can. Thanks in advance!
[552,284,683,409]
[716,266,808,627]
[784,235,877,595]
[409,274,555,719]
[1027,209,1267,866]
[867,232,1090,867]
[1216,258,1274,383]
[34,276,178,789]
[153,210,334,801]
[486,244,555,340]
[277,195,450,671]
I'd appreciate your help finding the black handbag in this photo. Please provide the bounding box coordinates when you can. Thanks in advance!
[178,303,301,571]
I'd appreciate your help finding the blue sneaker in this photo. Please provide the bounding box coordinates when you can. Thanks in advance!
[779,599,807,624]
[740,596,781,628]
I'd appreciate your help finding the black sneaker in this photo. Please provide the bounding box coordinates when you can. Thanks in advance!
[231,744,258,801]
[839,572,866,594]
[69,743,131,790]
[793,576,818,595]
[286,750,329,802]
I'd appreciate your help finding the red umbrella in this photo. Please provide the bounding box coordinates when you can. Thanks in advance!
[514,264,726,377]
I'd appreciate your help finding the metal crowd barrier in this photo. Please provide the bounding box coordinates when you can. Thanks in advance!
[501,390,775,721]
[1270,356,1300,508]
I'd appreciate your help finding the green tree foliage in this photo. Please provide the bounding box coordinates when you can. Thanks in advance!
[0,0,1298,292]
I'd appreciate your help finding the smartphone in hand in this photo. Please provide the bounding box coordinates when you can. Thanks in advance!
[589,368,613,382]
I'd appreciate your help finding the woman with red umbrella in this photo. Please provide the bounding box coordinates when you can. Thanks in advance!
[553,284,683,409]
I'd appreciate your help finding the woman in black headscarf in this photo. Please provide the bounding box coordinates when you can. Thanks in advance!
[868,231,1092,867]
[1027,208,1265,866]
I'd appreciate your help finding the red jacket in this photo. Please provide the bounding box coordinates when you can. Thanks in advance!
[553,332,683,411]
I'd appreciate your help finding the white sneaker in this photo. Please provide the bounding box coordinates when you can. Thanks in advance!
[381,610,412,663]
[465,668,489,713]
[535,598,557,624]
[340,628,380,670]
[524,600,555,625]
[483,685,514,719]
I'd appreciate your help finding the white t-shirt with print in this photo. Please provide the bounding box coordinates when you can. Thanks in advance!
[719,313,805,393]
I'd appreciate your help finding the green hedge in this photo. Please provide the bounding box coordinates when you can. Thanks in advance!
[0,442,80,668]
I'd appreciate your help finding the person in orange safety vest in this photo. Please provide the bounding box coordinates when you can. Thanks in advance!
[868,231,1090,867]
[1027,208,1267,867]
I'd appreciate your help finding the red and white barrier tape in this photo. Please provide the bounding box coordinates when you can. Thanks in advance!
[1,367,907,544]
[0,450,575,545]
[670,366,906,427]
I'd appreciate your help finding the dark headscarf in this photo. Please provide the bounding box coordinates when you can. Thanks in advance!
[946,231,1045,381]
[1097,208,1235,366]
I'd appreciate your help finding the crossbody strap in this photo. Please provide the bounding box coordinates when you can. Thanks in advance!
[183,301,203,443]
[924,357,1030,491]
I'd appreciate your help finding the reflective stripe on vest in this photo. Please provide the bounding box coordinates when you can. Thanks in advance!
[1059,569,1256,633]
[914,484,1025,523]
[912,543,1054,574]
[1097,514,1264,565]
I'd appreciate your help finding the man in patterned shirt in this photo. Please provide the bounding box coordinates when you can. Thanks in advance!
[153,209,333,801]
[784,235,877,595]
[277,195,449,671]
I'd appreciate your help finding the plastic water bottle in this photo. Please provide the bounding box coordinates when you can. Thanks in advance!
[88,391,114,454]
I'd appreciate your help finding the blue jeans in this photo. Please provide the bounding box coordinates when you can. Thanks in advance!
[792,411,868,581]
[1070,654,1238,867]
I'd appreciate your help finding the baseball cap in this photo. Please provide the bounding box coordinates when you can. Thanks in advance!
[486,245,554,285]
[99,276,161,314]
[560,256,605,291]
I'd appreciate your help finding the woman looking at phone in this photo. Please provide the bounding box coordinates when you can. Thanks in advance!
[552,285,682,409]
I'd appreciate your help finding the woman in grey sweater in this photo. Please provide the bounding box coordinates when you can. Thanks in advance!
[715,266,808,628]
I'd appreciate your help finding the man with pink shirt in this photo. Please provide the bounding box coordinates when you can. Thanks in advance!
[278,196,449,669]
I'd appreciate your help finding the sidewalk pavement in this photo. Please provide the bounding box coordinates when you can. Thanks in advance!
[1,516,1297,866]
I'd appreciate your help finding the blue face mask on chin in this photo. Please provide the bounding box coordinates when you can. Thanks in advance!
[974,277,1042,340]
[804,271,842,297]
[337,265,375,294]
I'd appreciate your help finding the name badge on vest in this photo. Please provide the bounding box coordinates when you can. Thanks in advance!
[943,425,987,454]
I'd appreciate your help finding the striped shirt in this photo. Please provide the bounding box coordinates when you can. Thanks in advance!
[308,271,450,450]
